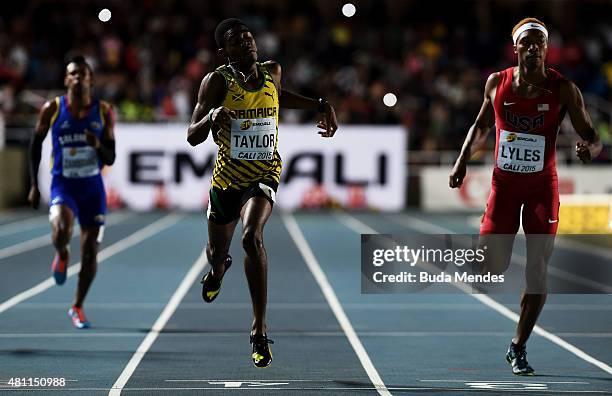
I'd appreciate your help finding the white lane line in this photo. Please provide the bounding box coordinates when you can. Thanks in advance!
[0,212,134,261]
[0,215,48,237]
[164,379,336,382]
[12,301,612,311]
[281,213,391,396]
[0,332,143,338]
[0,234,54,260]
[554,237,612,262]
[0,213,181,315]
[2,331,612,339]
[10,301,488,310]
[468,214,612,261]
[509,252,612,293]
[344,212,612,376]
[388,214,452,234]
[470,293,612,375]
[335,212,377,234]
[108,248,208,396]
[1,387,610,393]
[390,214,612,293]
[421,380,589,384]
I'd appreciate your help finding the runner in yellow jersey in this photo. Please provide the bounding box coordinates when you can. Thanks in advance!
[187,18,338,368]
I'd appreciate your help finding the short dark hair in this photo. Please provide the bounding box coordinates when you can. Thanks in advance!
[67,55,93,75]
[214,18,249,48]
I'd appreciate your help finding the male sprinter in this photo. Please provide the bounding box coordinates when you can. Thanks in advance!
[28,56,116,329]
[187,18,337,368]
[449,18,601,375]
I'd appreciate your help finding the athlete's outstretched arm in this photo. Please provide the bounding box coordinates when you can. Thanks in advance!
[85,101,116,165]
[28,100,57,209]
[449,73,498,188]
[264,61,338,138]
[560,80,602,163]
[187,71,233,146]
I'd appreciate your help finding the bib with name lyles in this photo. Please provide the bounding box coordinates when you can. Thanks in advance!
[496,130,545,173]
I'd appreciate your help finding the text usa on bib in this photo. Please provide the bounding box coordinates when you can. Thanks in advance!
[497,130,545,173]
[230,118,276,161]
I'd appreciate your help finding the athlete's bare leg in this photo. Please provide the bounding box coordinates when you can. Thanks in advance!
[50,204,74,260]
[478,234,516,275]
[74,226,100,308]
[240,196,272,335]
[513,234,553,346]
[207,219,239,280]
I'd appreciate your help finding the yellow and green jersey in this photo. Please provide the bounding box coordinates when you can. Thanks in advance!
[211,63,281,190]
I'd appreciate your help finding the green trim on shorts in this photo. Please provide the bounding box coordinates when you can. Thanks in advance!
[210,189,226,217]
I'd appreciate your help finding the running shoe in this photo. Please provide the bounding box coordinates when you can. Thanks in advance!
[51,252,69,285]
[200,255,232,303]
[250,333,274,368]
[68,306,90,329]
[506,341,535,375]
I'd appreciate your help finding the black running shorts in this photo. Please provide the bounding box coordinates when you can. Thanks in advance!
[206,181,278,225]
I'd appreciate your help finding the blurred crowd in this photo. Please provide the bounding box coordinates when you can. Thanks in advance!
[1,0,611,155]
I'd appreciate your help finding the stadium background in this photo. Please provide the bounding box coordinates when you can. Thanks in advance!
[0,1,611,394]
[1,0,611,218]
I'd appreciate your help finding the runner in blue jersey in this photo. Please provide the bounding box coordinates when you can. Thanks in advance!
[28,56,116,329]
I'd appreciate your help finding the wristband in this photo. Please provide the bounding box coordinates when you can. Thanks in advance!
[317,98,328,113]
[207,107,216,124]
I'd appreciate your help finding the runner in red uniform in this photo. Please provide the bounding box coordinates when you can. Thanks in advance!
[449,18,601,375]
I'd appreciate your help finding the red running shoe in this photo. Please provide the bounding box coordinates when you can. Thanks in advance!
[51,253,69,285]
[68,306,90,329]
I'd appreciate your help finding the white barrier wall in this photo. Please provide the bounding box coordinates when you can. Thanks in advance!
[421,165,612,211]
[39,124,406,211]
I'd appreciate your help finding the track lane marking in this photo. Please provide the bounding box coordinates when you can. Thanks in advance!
[108,247,207,396]
[282,213,391,396]
[0,215,49,237]
[0,213,181,315]
[388,214,612,293]
[0,212,134,261]
[337,212,612,376]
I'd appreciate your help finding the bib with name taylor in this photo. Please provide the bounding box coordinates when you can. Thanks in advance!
[211,63,282,191]
[492,67,565,179]
[230,118,276,161]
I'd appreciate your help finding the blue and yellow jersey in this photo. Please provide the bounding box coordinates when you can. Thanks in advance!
[49,95,105,178]
[211,63,281,190]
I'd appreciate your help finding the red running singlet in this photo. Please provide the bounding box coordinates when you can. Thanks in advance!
[480,67,566,235]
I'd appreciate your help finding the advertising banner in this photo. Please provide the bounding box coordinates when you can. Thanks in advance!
[39,124,406,211]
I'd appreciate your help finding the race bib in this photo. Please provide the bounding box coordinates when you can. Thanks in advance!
[230,118,276,161]
[497,130,545,173]
[62,146,100,178]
